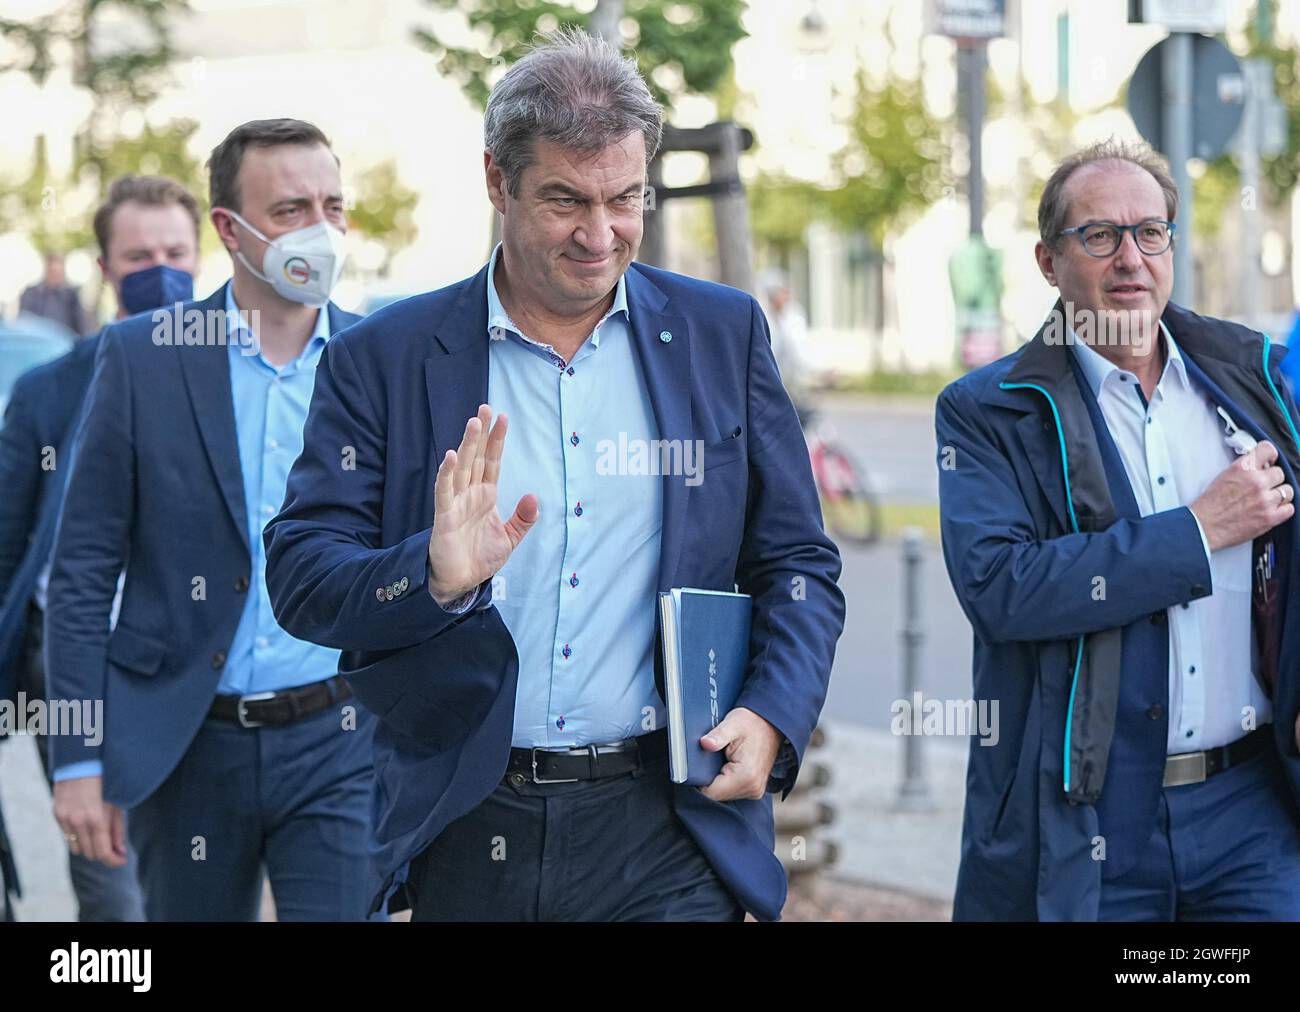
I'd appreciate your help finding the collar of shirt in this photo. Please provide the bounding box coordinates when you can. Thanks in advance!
[1070,318,1188,401]
[224,281,330,372]
[484,242,628,353]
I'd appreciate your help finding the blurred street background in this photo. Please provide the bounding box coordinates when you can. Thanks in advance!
[4,0,1300,920]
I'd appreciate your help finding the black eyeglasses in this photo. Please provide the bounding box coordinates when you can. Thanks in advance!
[1056,219,1176,258]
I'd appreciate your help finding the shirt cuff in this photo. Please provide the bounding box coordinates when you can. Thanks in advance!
[53,760,103,783]
[438,585,481,614]
[1189,507,1213,565]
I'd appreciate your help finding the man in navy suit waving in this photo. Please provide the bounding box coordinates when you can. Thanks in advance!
[46,119,373,920]
[266,28,844,921]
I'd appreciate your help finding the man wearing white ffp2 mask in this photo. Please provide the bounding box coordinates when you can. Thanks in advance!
[47,118,376,923]
[223,208,347,307]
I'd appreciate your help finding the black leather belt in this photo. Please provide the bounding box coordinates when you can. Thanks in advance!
[1163,726,1271,787]
[209,676,352,728]
[506,727,668,785]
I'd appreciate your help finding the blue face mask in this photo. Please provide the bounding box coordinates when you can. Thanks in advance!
[119,264,194,316]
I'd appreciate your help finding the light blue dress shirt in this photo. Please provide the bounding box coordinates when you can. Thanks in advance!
[221,284,342,695]
[485,247,666,749]
[54,287,342,782]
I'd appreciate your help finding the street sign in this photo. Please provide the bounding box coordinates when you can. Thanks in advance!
[1128,0,1229,34]
[1128,35,1244,160]
[927,0,1005,41]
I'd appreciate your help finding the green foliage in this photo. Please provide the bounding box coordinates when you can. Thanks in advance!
[750,70,950,254]
[347,160,420,272]
[0,0,189,100]
[0,0,198,253]
[827,71,950,246]
[414,0,747,110]
[748,174,828,255]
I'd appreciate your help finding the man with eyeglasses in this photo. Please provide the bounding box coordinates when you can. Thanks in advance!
[936,139,1300,921]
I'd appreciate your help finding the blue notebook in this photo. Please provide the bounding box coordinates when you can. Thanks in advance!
[658,588,752,785]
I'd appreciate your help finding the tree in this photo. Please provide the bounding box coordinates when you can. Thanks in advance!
[346,160,420,277]
[0,0,196,250]
[748,70,950,261]
[414,0,747,110]
[826,70,950,247]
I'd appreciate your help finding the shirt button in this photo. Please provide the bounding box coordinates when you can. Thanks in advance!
[262,505,275,517]
[569,573,579,588]
[562,643,572,659]
[256,636,270,650]
[556,715,566,730]
[570,432,580,447]
[268,437,279,450]
[567,366,575,376]
[574,502,583,517]
[1185,729,1194,738]
[1156,476,1166,485]
[1188,665,1196,675]
[1147,704,1164,720]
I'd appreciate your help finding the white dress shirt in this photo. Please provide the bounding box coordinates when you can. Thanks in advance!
[1071,325,1270,753]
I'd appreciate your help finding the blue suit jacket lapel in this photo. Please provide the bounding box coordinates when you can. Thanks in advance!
[426,266,491,467]
[176,282,250,554]
[624,266,691,592]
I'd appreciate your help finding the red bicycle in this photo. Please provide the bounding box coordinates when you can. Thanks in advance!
[805,411,881,545]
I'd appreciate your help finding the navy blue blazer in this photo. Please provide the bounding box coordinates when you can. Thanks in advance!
[0,331,101,707]
[44,284,360,806]
[938,302,1300,920]
[264,262,846,921]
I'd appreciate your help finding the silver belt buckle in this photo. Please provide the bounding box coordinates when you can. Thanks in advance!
[237,691,278,729]
[531,746,580,784]
[1163,750,1207,787]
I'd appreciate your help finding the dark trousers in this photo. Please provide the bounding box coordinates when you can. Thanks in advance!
[20,607,145,922]
[1099,737,1300,920]
[408,752,744,921]
[127,701,375,922]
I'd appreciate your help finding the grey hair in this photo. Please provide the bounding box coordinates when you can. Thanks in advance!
[1038,138,1179,250]
[484,26,663,198]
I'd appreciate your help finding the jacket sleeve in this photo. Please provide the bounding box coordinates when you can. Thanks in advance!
[731,296,846,800]
[935,379,1212,645]
[0,371,46,603]
[44,330,135,774]
[264,333,486,653]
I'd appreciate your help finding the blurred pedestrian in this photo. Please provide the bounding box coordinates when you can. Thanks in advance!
[18,253,92,338]
[758,267,813,426]
[45,120,373,921]
[0,174,203,921]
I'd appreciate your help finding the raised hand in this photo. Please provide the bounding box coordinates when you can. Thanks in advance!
[427,403,538,606]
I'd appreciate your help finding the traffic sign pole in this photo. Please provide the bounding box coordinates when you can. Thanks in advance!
[1164,31,1194,307]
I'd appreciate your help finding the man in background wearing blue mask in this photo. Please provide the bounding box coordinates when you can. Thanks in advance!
[0,174,200,920]
[45,119,371,921]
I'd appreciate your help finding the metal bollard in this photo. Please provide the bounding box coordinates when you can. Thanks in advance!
[894,526,935,811]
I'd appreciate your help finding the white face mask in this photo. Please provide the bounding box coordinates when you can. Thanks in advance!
[226,209,347,306]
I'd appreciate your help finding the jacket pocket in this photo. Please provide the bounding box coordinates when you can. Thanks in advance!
[985,763,1020,844]
[106,626,168,677]
[701,426,745,471]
